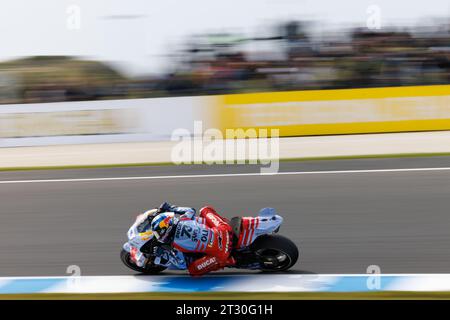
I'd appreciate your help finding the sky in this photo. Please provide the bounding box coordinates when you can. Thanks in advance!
[0,0,448,76]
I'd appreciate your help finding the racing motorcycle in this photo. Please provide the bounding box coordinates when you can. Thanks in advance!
[121,207,299,274]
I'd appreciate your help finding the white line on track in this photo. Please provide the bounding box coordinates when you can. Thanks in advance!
[0,167,450,184]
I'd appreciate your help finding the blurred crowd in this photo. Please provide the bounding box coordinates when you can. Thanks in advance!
[161,21,450,96]
[0,21,449,104]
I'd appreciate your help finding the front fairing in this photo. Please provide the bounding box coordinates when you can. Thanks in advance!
[124,210,157,252]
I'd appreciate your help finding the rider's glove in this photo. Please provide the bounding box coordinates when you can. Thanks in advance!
[153,246,170,266]
[153,245,165,256]
[153,245,186,269]
[158,202,173,213]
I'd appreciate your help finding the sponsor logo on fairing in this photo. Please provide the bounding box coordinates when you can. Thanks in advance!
[197,257,217,270]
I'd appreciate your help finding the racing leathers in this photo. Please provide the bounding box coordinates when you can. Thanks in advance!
[154,203,235,276]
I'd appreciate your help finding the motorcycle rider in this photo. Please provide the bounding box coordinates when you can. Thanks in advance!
[140,202,236,276]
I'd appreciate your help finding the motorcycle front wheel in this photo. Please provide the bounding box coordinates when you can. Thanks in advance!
[120,249,167,274]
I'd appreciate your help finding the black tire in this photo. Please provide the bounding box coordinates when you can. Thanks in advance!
[250,234,299,272]
[120,249,167,274]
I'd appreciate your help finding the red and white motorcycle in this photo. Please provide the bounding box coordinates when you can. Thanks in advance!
[121,207,299,274]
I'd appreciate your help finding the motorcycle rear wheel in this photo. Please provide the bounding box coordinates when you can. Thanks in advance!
[250,234,299,272]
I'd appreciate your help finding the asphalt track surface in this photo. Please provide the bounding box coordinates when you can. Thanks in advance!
[1,156,450,277]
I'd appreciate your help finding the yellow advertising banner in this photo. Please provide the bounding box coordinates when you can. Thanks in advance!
[216,85,450,137]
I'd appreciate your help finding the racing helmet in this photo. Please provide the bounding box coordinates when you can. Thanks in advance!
[150,212,178,241]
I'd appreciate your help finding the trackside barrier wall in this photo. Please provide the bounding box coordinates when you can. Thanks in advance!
[1,85,449,147]
[0,96,215,147]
